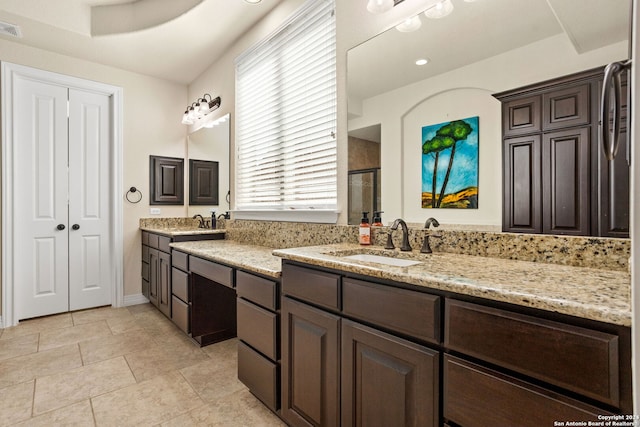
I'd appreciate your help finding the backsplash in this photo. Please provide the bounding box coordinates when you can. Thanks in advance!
[140,218,629,271]
[224,220,629,271]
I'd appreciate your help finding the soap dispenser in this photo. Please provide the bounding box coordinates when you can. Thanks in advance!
[359,212,371,245]
[210,210,217,229]
[372,211,384,227]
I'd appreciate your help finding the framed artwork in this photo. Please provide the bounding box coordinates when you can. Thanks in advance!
[421,116,479,209]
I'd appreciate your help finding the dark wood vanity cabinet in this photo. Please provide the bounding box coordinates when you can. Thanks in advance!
[236,271,281,413]
[279,261,631,426]
[495,67,629,237]
[280,262,440,427]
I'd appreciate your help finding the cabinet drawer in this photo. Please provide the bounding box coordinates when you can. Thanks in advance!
[147,233,159,249]
[238,341,279,412]
[443,355,611,427]
[445,299,619,406]
[142,245,149,263]
[172,267,189,302]
[172,250,188,272]
[502,95,541,137]
[142,231,149,246]
[236,270,277,311]
[543,83,590,130]
[189,256,233,288]
[342,278,440,344]
[171,296,189,334]
[282,263,340,310]
[237,298,278,360]
[141,262,149,281]
[158,236,171,253]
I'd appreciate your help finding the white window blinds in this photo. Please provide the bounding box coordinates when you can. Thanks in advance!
[235,0,337,214]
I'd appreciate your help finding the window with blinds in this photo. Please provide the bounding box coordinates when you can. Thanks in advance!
[235,0,336,220]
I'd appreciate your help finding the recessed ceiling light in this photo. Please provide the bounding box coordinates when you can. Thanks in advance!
[416,58,429,66]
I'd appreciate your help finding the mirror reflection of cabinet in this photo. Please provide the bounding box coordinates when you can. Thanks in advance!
[187,114,230,215]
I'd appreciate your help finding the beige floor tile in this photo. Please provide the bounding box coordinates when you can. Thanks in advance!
[125,343,209,383]
[79,329,157,365]
[72,306,133,326]
[1,313,73,341]
[38,321,112,351]
[105,316,143,335]
[0,380,35,426]
[180,353,244,403]
[125,303,156,315]
[161,388,285,427]
[33,356,136,415]
[13,400,95,427]
[91,371,204,427]
[0,344,82,390]
[0,333,39,362]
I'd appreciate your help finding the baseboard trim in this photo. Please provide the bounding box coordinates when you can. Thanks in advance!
[123,294,149,306]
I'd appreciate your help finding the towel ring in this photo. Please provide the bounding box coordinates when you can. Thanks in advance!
[126,186,142,203]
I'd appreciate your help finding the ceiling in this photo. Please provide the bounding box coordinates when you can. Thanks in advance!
[347,0,631,106]
[0,0,285,84]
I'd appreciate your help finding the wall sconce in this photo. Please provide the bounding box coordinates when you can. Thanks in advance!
[182,94,221,125]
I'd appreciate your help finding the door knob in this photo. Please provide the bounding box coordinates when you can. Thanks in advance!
[72,224,80,230]
[57,224,65,231]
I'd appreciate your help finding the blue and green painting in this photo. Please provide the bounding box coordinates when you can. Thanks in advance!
[421,116,478,209]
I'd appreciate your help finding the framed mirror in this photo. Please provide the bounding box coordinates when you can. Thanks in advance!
[187,113,230,216]
[347,0,630,228]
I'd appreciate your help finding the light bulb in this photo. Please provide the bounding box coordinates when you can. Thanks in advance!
[396,15,422,32]
[367,0,394,14]
[424,0,454,19]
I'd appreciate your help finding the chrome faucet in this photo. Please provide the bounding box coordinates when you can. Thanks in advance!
[385,218,412,251]
[192,214,206,228]
[421,217,441,254]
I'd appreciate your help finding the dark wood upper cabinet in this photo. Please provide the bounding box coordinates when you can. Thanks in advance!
[189,159,219,205]
[149,155,184,205]
[494,66,629,237]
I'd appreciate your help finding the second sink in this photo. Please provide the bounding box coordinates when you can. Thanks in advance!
[342,253,421,267]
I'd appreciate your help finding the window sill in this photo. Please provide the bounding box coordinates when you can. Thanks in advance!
[232,209,339,224]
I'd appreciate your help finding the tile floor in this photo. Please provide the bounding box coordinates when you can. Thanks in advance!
[0,304,286,426]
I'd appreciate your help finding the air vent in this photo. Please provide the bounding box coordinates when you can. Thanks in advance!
[0,21,22,38]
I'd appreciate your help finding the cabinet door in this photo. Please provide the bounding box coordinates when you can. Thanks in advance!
[542,127,590,235]
[158,251,171,317]
[502,95,541,137]
[542,83,590,130]
[341,320,439,427]
[148,248,159,307]
[502,135,542,233]
[281,297,340,427]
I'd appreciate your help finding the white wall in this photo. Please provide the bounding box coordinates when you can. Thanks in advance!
[0,38,188,299]
[349,34,628,225]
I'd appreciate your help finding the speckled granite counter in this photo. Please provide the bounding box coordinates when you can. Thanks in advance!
[140,226,226,238]
[273,244,631,326]
[170,240,282,278]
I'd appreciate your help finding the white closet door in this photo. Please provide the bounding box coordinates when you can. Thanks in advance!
[68,89,112,310]
[13,76,70,319]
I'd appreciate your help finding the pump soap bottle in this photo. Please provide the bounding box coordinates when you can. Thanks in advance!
[359,212,371,245]
[372,211,384,227]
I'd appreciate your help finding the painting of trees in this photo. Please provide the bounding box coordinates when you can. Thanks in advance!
[422,117,478,209]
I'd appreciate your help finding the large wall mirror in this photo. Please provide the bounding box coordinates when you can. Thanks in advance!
[187,113,231,218]
[347,0,630,227]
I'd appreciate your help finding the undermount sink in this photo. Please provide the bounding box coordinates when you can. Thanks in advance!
[342,253,422,267]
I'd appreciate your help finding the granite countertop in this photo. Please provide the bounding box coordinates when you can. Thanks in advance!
[141,226,226,238]
[273,244,631,326]
[170,240,282,278]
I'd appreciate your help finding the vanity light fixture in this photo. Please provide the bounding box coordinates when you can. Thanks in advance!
[415,58,429,66]
[367,0,394,14]
[424,0,454,19]
[182,94,221,125]
[203,113,229,129]
[244,0,262,4]
[396,15,422,32]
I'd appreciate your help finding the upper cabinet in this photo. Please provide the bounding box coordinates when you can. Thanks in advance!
[495,67,629,237]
